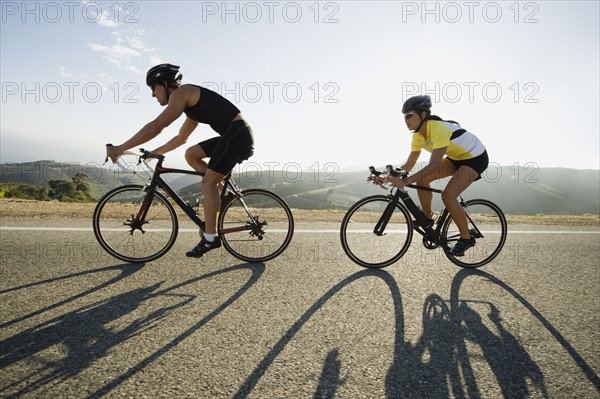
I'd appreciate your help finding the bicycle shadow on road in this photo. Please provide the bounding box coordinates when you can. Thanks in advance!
[230,266,600,398]
[88,261,265,398]
[0,262,265,399]
[233,268,404,399]
[386,290,549,398]
[449,269,600,394]
[386,269,600,398]
[0,280,163,398]
[0,263,145,329]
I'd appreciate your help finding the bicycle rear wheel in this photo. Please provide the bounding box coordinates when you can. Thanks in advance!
[340,195,413,268]
[93,185,178,263]
[219,189,294,262]
[441,199,507,268]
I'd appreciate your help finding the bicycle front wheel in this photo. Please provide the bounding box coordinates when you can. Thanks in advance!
[93,185,179,263]
[441,199,507,268]
[219,189,294,263]
[340,195,413,268]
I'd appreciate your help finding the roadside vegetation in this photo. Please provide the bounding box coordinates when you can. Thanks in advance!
[0,173,93,203]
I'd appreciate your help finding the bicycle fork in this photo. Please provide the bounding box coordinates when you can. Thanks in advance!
[373,191,401,236]
[126,186,155,234]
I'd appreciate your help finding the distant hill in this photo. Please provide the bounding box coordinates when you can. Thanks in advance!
[1,161,598,215]
[0,160,148,200]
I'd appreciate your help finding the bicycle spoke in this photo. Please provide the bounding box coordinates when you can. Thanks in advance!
[340,195,412,268]
[442,199,507,268]
[219,189,293,262]
[93,186,178,263]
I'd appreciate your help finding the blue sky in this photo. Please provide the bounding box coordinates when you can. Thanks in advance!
[1,1,599,172]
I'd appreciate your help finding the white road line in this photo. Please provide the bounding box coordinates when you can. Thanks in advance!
[1,227,93,232]
[0,227,598,234]
[289,230,599,234]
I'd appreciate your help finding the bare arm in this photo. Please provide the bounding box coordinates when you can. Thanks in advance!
[152,117,199,155]
[107,87,190,162]
[372,151,421,185]
[400,151,421,173]
[404,147,446,184]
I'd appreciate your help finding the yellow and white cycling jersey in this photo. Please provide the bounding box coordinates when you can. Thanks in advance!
[411,120,486,160]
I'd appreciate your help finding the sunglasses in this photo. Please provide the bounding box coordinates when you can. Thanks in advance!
[404,112,416,120]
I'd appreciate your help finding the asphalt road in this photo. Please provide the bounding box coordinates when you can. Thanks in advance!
[1,219,599,398]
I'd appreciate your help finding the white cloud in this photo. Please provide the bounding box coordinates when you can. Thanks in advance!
[149,55,166,65]
[111,30,125,43]
[128,36,155,53]
[57,66,88,84]
[126,65,143,74]
[86,9,162,74]
[97,73,115,89]
[87,42,141,66]
[56,67,117,92]
[82,0,119,29]
[97,14,119,29]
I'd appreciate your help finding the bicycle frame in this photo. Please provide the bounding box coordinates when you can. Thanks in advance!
[143,166,207,229]
[377,184,481,250]
[131,155,241,235]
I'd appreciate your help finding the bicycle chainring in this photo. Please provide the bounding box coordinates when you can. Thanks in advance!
[422,236,439,249]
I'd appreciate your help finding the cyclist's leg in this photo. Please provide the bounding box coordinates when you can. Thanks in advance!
[204,122,254,220]
[185,137,219,172]
[188,122,254,257]
[441,165,479,239]
[416,158,456,218]
[203,169,225,233]
[186,167,225,258]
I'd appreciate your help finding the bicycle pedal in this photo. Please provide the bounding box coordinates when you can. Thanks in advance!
[469,229,482,238]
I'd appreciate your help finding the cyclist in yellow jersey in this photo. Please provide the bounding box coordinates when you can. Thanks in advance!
[385,95,489,256]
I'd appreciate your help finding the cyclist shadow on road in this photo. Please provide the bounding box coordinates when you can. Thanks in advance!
[0,262,265,399]
[0,263,144,330]
[89,261,265,398]
[447,269,599,395]
[386,268,600,398]
[234,268,404,399]
[230,265,568,398]
[0,281,163,397]
[385,290,548,398]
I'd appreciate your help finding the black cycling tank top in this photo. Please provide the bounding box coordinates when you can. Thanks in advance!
[183,85,241,135]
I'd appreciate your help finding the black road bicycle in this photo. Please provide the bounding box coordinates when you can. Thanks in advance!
[93,149,294,263]
[340,165,507,269]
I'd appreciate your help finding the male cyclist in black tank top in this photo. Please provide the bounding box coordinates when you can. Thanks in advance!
[106,64,254,258]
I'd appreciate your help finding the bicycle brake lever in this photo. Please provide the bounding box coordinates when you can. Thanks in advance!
[369,166,382,176]
[104,143,113,165]
[137,148,148,165]
[386,165,403,177]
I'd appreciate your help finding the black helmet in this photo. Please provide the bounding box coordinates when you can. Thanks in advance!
[146,63,182,87]
[402,95,432,113]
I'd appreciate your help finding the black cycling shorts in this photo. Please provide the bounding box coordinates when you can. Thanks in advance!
[448,150,489,180]
[198,120,254,175]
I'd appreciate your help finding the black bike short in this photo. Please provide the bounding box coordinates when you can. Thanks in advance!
[198,120,254,175]
[448,150,489,180]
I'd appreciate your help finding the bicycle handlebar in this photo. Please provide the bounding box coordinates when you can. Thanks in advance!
[369,165,408,178]
[138,148,165,162]
[105,144,164,164]
[368,165,409,190]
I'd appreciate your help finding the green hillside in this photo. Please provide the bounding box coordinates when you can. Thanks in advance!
[0,160,150,200]
[1,161,599,215]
